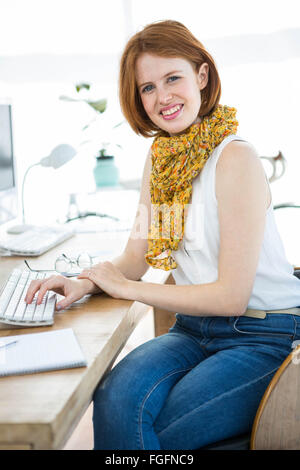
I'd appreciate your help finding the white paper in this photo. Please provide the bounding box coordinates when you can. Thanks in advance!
[0,328,87,377]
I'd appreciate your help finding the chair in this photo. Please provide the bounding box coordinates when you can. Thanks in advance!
[154,270,300,450]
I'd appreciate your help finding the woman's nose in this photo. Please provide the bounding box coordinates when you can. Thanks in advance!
[158,87,173,105]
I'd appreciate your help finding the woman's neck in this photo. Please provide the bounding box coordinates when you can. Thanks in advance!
[168,116,202,137]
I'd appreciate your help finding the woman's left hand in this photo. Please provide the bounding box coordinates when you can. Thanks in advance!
[77,262,130,299]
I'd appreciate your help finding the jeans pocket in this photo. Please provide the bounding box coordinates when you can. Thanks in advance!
[291,315,300,341]
[233,314,296,339]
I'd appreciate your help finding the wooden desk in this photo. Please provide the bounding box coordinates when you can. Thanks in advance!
[0,231,169,449]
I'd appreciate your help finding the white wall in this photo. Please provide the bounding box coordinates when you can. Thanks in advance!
[1,0,300,237]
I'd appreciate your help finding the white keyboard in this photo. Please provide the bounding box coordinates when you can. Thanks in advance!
[0,269,56,327]
[0,226,74,256]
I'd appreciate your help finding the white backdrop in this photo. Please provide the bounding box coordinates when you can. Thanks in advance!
[1,0,300,259]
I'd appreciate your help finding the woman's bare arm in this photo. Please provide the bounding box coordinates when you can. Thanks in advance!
[84,141,269,317]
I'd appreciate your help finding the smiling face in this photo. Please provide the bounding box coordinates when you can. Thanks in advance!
[136,54,209,136]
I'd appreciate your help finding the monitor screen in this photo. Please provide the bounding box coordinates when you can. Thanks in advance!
[0,103,17,225]
[0,104,15,191]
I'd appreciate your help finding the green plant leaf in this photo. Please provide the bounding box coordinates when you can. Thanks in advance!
[76,82,90,93]
[79,139,91,146]
[59,95,81,102]
[97,148,107,157]
[113,120,124,129]
[87,99,107,113]
[82,116,97,131]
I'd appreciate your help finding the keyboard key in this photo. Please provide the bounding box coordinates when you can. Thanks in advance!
[43,293,56,322]
[23,300,37,322]
[0,270,55,326]
[3,271,30,320]
[14,273,37,321]
[33,297,47,321]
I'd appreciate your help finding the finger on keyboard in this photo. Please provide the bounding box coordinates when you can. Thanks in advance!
[1,269,55,327]
[25,279,44,304]
[36,278,56,305]
[26,274,48,303]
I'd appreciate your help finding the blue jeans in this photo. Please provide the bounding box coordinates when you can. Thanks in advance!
[93,312,300,450]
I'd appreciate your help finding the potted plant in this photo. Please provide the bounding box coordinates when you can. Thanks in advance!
[59,83,122,187]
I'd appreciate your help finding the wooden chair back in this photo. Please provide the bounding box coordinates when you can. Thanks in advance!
[251,344,300,449]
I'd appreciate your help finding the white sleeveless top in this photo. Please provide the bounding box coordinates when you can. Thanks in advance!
[172,134,300,310]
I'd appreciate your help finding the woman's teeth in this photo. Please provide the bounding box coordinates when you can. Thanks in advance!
[162,104,182,116]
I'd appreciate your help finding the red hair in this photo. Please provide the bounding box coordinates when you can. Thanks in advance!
[119,20,221,137]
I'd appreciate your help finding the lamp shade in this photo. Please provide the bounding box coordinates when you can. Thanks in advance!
[40,144,76,169]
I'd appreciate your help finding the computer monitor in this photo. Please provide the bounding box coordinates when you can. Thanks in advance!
[0,103,18,225]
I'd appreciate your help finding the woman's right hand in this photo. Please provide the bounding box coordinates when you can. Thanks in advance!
[24,274,100,311]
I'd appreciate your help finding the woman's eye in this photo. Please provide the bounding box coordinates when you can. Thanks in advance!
[142,84,154,93]
[168,76,180,83]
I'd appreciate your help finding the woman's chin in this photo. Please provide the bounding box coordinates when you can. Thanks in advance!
[158,115,200,136]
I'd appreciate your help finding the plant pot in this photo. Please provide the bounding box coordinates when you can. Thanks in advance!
[93,155,119,188]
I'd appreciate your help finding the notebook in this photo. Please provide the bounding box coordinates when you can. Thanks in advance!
[0,328,87,377]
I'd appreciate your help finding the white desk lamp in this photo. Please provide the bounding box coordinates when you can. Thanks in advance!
[7,144,76,234]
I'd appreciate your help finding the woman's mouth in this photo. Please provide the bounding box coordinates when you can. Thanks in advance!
[160,104,184,120]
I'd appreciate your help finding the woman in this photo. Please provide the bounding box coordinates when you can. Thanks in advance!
[25,20,300,449]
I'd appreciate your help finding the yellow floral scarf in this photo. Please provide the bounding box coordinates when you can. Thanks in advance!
[145,104,238,271]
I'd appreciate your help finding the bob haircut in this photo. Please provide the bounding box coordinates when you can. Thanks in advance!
[119,20,221,138]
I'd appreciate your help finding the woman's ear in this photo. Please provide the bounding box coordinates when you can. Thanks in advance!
[197,62,209,90]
